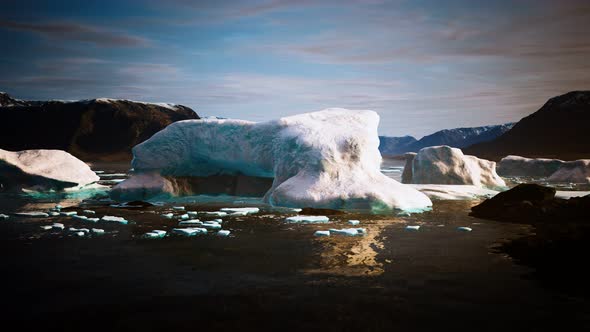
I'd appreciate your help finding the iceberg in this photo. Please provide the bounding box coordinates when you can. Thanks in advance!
[285,215,330,223]
[497,155,564,177]
[113,109,432,212]
[407,146,505,188]
[0,149,99,191]
[548,160,590,184]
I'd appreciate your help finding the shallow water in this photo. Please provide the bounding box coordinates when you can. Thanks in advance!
[1,162,590,330]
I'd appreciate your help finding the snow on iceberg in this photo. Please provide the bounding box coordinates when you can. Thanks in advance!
[407,146,505,188]
[113,109,432,212]
[0,149,99,190]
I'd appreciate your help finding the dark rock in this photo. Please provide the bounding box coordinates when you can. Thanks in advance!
[299,207,347,215]
[0,94,199,162]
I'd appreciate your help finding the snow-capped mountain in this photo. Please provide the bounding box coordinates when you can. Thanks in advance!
[465,91,590,161]
[0,93,199,161]
[379,123,515,156]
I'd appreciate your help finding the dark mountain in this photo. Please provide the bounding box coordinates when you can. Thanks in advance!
[0,93,199,162]
[465,91,590,161]
[379,123,514,156]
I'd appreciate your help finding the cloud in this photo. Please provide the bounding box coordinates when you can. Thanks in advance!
[0,20,149,47]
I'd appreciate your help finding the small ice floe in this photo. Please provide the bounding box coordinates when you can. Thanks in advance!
[178,219,202,226]
[179,214,189,220]
[161,213,174,219]
[69,227,90,234]
[86,218,100,223]
[48,212,60,217]
[101,216,129,224]
[60,211,77,216]
[348,220,360,226]
[40,225,53,230]
[314,230,331,237]
[213,218,223,223]
[91,228,105,234]
[94,171,105,174]
[54,205,63,211]
[187,211,199,217]
[72,215,88,221]
[219,207,260,215]
[0,214,9,220]
[397,211,411,217]
[217,230,231,237]
[405,225,421,231]
[284,215,330,223]
[75,231,85,237]
[172,227,207,236]
[144,230,167,239]
[457,227,473,232]
[329,228,366,236]
[52,223,65,230]
[14,212,49,218]
[83,210,95,214]
[201,222,221,230]
[172,206,185,211]
[201,211,227,217]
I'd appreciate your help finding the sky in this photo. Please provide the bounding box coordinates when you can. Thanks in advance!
[1,0,589,138]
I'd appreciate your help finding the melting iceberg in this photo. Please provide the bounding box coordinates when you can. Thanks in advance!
[113,109,432,212]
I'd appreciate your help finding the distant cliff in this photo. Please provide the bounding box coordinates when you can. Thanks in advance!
[0,93,199,161]
[379,123,514,156]
[465,91,590,161]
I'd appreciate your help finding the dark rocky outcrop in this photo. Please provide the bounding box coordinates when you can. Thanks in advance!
[0,93,199,162]
[465,91,590,161]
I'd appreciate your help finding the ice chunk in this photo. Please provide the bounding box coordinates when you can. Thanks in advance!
[0,214,9,219]
[201,211,228,217]
[161,213,174,219]
[114,109,432,212]
[75,231,85,237]
[213,218,223,223]
[40,225,53,230]
[179,214,189,220]
[54,205,63,211]
[178,219,202,226]
[548,160,590,184]
[101,216,129,224]
[187,211,199,217]
[329,228,366,236]
[497,155,564,177]
[144,230,167,239]
[91,228,105,234]
[48,212,60,216]
[405,225,420,231]
[83,210,96,214]
[348,220,360,226]
[201,222,222,230]
[0,149,100,191]
[60,211,77,216]
[409,146,505,188]
[219,207,260,215]
[52,223,65,230]
[285,216,330,223]
[457,227,473,232]
[314,230,330,237]
[72,215,88,220]
[172,227,207,236]
[217,230,231,237]
[172,206,185,211]
[87,217,100,222]
[410,184,499,200]
[14,212,49,218]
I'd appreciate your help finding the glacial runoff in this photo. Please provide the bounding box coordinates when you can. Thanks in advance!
[113,109,432,212]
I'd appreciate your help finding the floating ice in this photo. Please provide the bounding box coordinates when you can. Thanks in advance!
[52,223,65,230]
[410,185,499,200]
[161,213,174,219]
[348,220,360,226]
[201,211,228,217]
[201,222,222,230]
[314,230,331,237]
[457,227,473,232]
[172,227,207,236]
[86,217,100,223]
[68,227,89,233]
[405,225,420,231]
[179,214,189,220]
[91,228,105,234]
[219,207,260,215]
[172,206,185,211]
[329,228,366,236]
[497,155,564,177]
[187,211,199,217]
[285,215,330,223]
[14,212,49,218]
[217,230,231,237]
[72,215,88,220]
[60,211,77,216]
[115,109,432,212]
[0,214,9,219]
[83,210,95,214]
[54,205,63,211]
[178,219,202,226]
[101,216,129,224]
[144,230,167,239]
[99,173,127,178]
[48,212,60,217]
[40,225,53,230]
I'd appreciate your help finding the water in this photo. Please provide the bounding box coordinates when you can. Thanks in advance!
[1,162,589,330]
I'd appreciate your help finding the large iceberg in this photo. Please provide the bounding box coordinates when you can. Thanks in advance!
[497,155,564,177]
[0,149,99,190]
[114,109,432,212]
[404,146,505,188]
